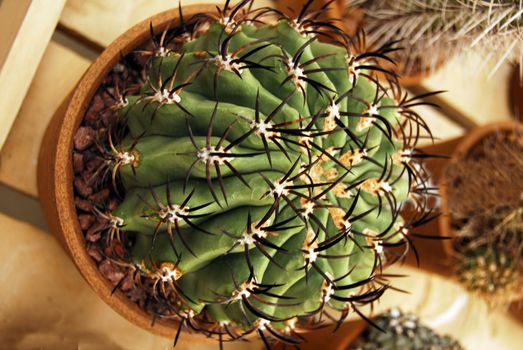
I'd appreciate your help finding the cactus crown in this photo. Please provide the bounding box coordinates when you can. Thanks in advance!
[89,0,436,347]
[350,309,464,350]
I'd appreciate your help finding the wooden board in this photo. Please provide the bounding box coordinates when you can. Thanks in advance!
[59,0,273,49]
[0,0,66,151]
[423,52,513,125]
[0,36,91,197]
[411,102,464,146]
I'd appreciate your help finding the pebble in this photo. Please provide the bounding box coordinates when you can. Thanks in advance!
[78,214,95,230]
[74,126,96,151]
[99,259,125,286]
[89,189,110,205]
[73,153,84,174]
[90,95,105,114]
[85,157,105,173]
[74,197,93,212]
[86,220,105,242]
[86,227,102,242]
[74,178,93,198]
[86,244,103,262]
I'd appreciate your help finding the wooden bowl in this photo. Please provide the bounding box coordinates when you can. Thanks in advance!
[396,122,523,277]
[37,4,220,341]
[438,120,523,258]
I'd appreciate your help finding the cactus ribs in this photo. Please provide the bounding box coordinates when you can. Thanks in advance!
[72,1,439,348]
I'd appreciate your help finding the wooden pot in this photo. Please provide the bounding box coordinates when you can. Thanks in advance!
[37,4,221,341]
[398,121,523,277]
[438,120,523,257]
[439,120,523,314]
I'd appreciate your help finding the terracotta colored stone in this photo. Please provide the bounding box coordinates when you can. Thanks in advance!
[74,126,96,151]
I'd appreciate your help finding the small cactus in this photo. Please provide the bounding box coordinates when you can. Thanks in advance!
[350,309,464,350]
[455,196,523,306]
[90,0,436,346]
[444,127,523,307]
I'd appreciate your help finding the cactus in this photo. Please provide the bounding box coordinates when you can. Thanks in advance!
[92,0,436,347]
[346,0,523,76]
[444,127,523,306]
[350,309,464,350]
[455,196,523,306]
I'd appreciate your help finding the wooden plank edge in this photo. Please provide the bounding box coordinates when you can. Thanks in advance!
[406,84,480,131]
[0,0,66,151]
[56,22,105,55]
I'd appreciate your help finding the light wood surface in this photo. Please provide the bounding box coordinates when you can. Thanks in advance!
[0,37,91,197]
[423,52,513,126]
[0,0,66,151]
[0,0,32,69]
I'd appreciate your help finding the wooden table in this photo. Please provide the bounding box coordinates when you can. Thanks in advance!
[0,1,520,349]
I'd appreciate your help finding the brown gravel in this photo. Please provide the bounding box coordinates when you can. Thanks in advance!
[78,214,95,230]
[71,50,151,314]
[74,197,93,212]
[74,126,96,151]
[74,178,93,198]
[73,153,84,173]
[99,260,126,286]
[88,189,110,205]
[86,227,103,243]
[445,130,523,220]
[86,244,103,262]
[84,95,105,127]
[86,220,106,242]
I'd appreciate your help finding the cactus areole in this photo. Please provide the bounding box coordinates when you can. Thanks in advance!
[85,1,436,347]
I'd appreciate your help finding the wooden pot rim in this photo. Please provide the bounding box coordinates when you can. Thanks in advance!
[39,4,222,341]
[439,120,523,258]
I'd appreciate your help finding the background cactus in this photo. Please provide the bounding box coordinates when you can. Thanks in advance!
[90,1,436,346]
[445,127,523,307]
[350,309,464,350]
[345,0,523,76]
[454,196,523,306]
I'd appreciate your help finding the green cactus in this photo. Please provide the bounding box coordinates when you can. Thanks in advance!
[93,0,436,346]
[455,195,523,306]
[350,309,464,350]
